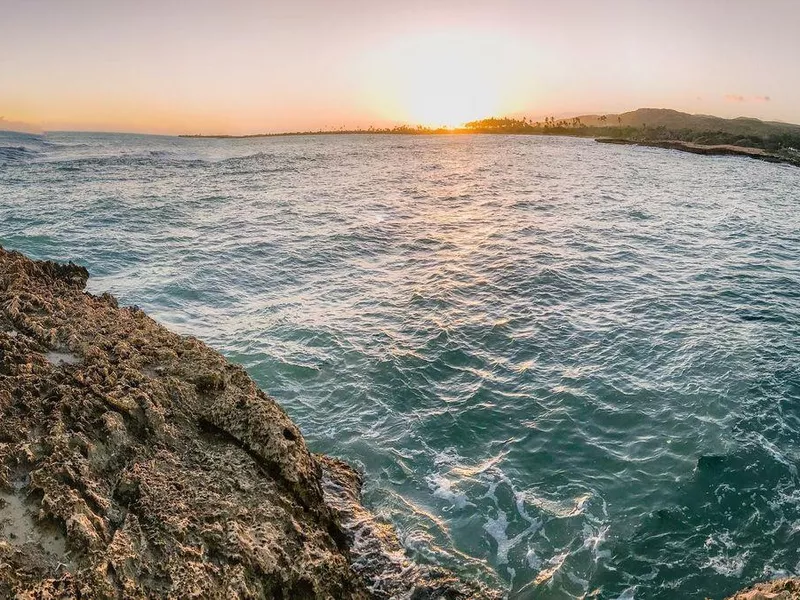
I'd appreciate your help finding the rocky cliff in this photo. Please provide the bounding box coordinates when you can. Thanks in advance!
[725,579,800,600]
[0,247,494,599]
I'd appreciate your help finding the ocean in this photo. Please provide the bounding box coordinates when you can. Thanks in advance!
[1,130,799,598]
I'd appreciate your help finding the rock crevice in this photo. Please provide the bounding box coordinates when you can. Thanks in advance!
[0,246,372,598]
[0,247,499,599]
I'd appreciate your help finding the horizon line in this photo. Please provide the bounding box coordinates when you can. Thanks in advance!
[3,106,800,138]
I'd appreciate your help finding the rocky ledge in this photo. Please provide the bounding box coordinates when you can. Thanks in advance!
[595,138,800,167]
[0,247,495,599]
[725,579,800,599]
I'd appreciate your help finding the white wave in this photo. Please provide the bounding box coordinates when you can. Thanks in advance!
[426,473,473,509]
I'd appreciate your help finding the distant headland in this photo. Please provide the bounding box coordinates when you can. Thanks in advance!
[180,108,800,167]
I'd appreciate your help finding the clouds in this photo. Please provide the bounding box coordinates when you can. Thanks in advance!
[725,94,771,103]
[0,116,42,133]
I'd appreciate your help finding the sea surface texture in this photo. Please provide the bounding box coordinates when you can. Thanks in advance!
[2,131,799,599]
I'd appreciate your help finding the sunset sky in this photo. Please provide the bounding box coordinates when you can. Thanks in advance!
[2,0,799,135]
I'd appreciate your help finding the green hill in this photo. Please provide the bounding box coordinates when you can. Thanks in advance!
[461,109,800,152]
[576,108,800,138]
[186,109,800,156]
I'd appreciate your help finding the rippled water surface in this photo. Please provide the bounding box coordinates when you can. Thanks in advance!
[2,131,800,598]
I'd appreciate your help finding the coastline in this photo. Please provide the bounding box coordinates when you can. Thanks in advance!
[595,137,800,167]
[0,246,794,598]
[725,579,800,599]
[177,128,800,169]
[0,247,497,598]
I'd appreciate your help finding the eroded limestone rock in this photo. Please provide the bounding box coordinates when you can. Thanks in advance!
[0,247,498,599]
[726,579,800,600]
[0,247,366,598]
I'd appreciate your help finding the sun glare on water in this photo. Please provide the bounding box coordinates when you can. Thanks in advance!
[362,32,531,128]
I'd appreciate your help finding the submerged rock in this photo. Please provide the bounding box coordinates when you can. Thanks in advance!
[0,247,497,599]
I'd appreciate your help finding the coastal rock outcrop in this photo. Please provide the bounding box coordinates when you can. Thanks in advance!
[726,579,800,599]
[595,137,800,167]
[0,247,494,599]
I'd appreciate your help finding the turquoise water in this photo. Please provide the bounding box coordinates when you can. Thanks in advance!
[2,130,799,598]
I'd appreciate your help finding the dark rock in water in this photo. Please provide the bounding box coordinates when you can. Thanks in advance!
[696,454,727,470]
[725,578,800,599]
[595,137,800,167]
[0,247,497,599]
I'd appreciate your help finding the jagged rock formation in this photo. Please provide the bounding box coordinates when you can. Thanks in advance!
[726,579,800,599]
[0,247,496,599]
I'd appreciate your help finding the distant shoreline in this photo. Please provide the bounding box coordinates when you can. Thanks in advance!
[178,129,800,168]
[178,128,531,139]
[596,137,800,167]
[178,108,800,168]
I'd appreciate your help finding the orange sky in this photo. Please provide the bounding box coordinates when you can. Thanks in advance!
[2,0,799,134]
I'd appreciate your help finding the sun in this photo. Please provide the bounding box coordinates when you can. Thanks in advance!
[390,34,501,127]
[361,32,527,128]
